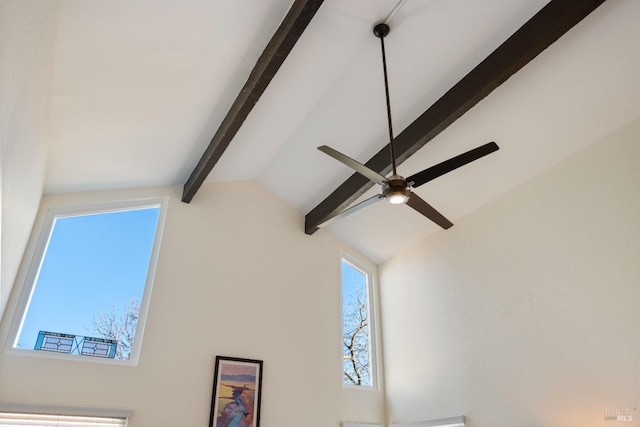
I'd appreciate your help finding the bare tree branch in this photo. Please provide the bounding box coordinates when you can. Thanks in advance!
[343,284,370,385]
[90,299,140,360]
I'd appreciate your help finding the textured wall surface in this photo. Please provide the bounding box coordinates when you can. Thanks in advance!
[0,182,385,426]
[0,1,59,317]
[381,117,640,427]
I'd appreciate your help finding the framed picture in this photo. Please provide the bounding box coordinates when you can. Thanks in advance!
[209,356,263,427]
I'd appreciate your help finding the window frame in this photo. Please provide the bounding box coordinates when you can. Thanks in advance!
[3,196,168,365]
[340,251,380,390]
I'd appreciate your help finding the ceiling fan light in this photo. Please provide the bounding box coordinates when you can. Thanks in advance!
[388,193,409,205]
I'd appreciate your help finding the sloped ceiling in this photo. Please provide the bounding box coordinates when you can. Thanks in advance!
[38,0,640,262]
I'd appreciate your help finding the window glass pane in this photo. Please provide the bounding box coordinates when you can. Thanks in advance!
[16,206,160,360]
[342,258,372,386]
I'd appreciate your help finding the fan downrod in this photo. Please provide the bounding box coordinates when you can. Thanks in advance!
[373,22,398,177]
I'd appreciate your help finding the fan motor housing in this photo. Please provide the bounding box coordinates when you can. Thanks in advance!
[383,175,411,203]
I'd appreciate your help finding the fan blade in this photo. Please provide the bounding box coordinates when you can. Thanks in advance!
[318,145,388,185]
[407,142,499,188]
[406,193,453,229]
[317,194,384,228]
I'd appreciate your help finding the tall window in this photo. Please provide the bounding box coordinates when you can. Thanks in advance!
[9,199,166,363]
[342,255,375,387]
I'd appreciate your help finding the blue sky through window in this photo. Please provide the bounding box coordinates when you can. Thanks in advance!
[342,261,366,313]
[17,207,160,350]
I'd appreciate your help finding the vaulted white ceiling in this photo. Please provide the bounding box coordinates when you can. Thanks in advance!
[44,0,640,263]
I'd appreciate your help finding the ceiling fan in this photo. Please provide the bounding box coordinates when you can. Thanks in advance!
[317,23,499,229]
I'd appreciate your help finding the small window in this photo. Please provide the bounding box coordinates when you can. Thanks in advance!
[0,412,128,427]
[341,255,375,387]
[9,199,166,363]
[0,403,130,426]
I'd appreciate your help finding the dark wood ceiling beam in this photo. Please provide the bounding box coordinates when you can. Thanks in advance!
[305,0,607,234]
[182,0,324,203]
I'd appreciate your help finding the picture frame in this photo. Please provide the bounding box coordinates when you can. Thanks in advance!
[209,356,263,427]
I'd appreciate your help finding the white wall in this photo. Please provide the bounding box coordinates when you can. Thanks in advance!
[0,181,385,426]
[380,117,640,427]
[0,1,59,318]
